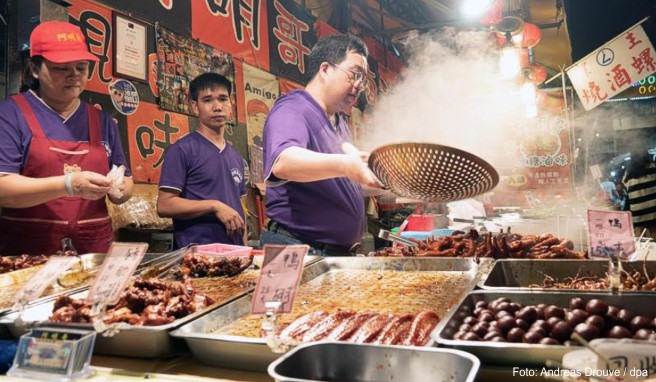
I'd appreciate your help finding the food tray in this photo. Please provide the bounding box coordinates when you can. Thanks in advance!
[0,253,164,316]
[479,259,656,291]
[170,257,479,371]
[432,290,656,367]
[1,254,319,358]
[268,341,480,382]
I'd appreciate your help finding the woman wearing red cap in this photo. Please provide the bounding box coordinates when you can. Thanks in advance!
[0,21,133,255]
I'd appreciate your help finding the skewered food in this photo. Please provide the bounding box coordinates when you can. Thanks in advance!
[532,264,656,291]
[0,254,50,274]
[370,229,586,259]
[50,277,215,326]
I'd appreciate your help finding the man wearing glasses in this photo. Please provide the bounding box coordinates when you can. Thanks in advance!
[261,34,383,256]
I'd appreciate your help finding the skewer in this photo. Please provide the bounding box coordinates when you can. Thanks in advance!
[637,228,647,251]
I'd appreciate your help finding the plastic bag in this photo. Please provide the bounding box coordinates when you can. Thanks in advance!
[106,165,125,199]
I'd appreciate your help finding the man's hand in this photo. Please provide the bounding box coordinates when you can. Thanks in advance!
[213,202,245,238]
[341,142,385,189]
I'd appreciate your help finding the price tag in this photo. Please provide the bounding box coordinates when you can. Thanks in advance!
[12,256,80,304]
[587,209,635,258]
[86,242,148,305]
[251,245,308,314]
[8,327,96,379]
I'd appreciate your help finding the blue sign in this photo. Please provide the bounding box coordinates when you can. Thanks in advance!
[108,79,139,115]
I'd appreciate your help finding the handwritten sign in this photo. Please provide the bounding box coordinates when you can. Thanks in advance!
[251,245,308,314]
[85,242,148,305]
[566,23,656,111]
[587,209,635,258]
[12,256,80,305]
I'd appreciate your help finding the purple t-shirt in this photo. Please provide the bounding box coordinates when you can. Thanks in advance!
[0,91,131,176]
[159,131,246,249]
[263,90,365,247]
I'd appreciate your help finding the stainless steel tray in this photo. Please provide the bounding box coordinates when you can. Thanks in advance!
[432,290,656,367]
[1,254,320,358]
[479,259,656,291]
[268,341,480,382]
[171,257,479,371]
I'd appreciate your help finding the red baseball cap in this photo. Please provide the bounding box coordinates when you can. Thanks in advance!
[30,21,99,63]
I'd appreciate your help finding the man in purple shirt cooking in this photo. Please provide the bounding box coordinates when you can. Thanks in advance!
[261,34,383,256]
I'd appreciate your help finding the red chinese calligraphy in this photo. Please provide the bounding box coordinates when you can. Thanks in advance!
[605,64,631,92]
[631,47,656,75]
[273,0,310,73]
[582,81,608,105]
[625,31,642,50]
[205,0,261,48]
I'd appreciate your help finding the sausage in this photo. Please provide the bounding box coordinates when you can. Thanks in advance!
[278,311,328,341]
[403,310,440,346]
[325,313,376,341]
[349,314,394,343]
[301,310,356,342]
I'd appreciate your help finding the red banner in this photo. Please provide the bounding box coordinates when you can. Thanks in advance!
[314,19,339,38]
[279,77,303,95]
[68,1,114,94]
[127,102,191,183]
[191,0,270,70]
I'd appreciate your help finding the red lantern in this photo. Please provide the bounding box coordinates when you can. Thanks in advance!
[495,17,525,47]
[523,65,547,85]
[520,23,542,48]
[480,0,502,26]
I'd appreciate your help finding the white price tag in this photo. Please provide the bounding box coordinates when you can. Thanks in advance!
[587,209,635,258]
[85,242,148,305]
[251,245,308,314]
[12,256,80,304]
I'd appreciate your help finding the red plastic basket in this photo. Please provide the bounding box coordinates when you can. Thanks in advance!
[196,243,253,257]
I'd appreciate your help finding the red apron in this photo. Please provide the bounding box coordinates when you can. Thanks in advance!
[0,94,114,255]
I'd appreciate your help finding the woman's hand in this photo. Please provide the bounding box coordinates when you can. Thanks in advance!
[71,171,111,200]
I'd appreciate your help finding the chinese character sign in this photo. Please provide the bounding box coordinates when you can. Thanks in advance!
[587,209,635,258]
[127,101,191,183]
[192,0,270,70]
[252,244,308,314]
[156,25,235,116]
[566,24,656,111]
[267,0,317,85]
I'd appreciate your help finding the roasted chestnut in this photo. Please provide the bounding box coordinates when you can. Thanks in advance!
[515,306,538,324]
[551,321,572,342]
[569,297,585,310]
[630,316,651,333]
[506,327,525,343]
[585,315,606,329]
[544,305,565,320]
[565,309,589,327]
[608,325,632,339]
[585,299,609,316]
[573,323,600,342]
[616,308,634,326]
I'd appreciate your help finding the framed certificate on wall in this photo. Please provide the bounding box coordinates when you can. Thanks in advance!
[113,12,148,82]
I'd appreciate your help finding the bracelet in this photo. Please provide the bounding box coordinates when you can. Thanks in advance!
[65,172,75,196]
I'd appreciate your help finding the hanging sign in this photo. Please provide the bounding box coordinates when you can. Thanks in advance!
[85,242,148,305]
[587,209,635,258]
[251,244,308,314]
[566,21,656,111]
[12,256,80,305]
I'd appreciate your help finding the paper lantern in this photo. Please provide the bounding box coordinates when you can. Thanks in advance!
[520,23,542,48]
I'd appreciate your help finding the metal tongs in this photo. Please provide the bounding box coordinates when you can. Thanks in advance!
[378,229,418,247]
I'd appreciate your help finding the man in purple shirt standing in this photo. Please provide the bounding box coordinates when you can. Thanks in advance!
[261,34,383,256]
[157,73,247,249]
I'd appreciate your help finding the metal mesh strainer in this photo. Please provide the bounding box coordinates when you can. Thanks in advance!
[369,142,499,202]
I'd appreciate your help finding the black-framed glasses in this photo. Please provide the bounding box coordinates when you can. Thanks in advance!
[328,62,367,86]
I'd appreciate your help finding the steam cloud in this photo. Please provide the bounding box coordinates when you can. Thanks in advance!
[362,27,531,170]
